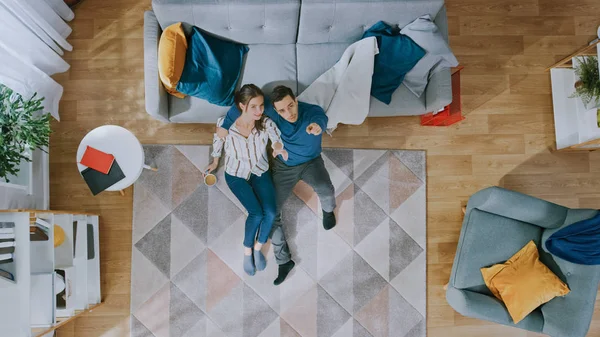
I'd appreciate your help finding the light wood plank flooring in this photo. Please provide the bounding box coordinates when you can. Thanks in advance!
[51,0,600,336]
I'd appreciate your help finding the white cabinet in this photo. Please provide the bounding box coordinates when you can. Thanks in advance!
[548,31,600,151]
[0,210,102,337]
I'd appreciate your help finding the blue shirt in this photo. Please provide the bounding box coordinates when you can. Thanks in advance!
[221,99,328,167]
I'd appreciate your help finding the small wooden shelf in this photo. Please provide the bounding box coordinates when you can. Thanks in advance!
[31,303,104,337]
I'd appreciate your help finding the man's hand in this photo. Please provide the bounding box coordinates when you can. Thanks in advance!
[216,127,228,139]
[272,142,288,161]
[306,123,322,136]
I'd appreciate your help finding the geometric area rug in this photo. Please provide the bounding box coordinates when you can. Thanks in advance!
[130,145,426,337]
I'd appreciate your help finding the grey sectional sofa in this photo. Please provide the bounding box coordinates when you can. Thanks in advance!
[144,0,452,123]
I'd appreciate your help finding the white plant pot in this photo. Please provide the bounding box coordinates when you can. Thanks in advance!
[0,147,33,194]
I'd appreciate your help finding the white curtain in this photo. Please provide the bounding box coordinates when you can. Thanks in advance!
[0,0,75,120]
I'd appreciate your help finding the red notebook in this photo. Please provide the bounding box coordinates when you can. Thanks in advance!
[80,146,115,174]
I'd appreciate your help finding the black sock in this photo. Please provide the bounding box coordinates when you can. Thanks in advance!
[323,210,336,230]
[274,260,295,286]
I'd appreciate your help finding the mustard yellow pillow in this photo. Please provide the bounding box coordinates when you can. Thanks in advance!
[481,241,570,324]
[158,22,187,98]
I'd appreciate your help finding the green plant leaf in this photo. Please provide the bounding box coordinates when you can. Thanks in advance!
[0,84,52,181]
[571,56,600,106]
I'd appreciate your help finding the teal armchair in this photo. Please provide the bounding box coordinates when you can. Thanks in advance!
[446,187,600,337]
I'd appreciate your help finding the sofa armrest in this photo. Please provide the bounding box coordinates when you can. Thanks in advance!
[425,68,452,113]
[446,286,544,333]
[466,187,568,229]
[144,11,169,122]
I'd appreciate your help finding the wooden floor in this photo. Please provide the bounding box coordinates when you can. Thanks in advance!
[51,0,600,336]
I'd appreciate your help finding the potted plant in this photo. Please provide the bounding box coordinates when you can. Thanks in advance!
[572,56,600,109]
[0,84,51,183]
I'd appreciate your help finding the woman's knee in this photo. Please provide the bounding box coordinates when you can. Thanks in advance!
[263,206,277,222]
[247,207,264,224]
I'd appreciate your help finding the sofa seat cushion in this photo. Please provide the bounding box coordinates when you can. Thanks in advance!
[362,21,425,104]
[297,42,427,116]
[169,96,229,123]
[452,209,543,290]
[368,84,426,116]
[296,43,350,94]
[238,44,297,95]
[400,15,458,98]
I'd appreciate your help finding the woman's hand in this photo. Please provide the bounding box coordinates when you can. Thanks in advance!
[203,158,219,176]
[216,127,228,139]
[274,149,289,161]
[272,142,288,161]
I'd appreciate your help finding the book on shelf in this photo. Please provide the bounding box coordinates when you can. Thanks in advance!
[0,241,15,248]
[0,253,13,264]
[79,146,115,174]
[0,239,15,245]
[87,223,95,260]
[31,218,51,241]
[30,227,48,241]
[73,221,77,256]
[0,233,15,240]
[81,160,126,196]
[0,247,14,255]
[0,269,14,281]
[0,222,14,234]
[35,218,51,231]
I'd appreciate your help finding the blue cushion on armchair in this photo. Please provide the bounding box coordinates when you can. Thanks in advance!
[176,27,248,107]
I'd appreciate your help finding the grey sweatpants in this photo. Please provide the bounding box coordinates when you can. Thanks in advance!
[270,155,336,265]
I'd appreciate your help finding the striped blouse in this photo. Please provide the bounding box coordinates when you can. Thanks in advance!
[211,117,284,179]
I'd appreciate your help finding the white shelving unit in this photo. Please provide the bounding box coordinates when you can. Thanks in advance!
[548,32,600,151]
[0,149,49,210]
[0,210,102,337]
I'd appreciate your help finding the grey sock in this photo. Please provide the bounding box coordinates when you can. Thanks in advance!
[243,254,255,276]
[254,250,267,271]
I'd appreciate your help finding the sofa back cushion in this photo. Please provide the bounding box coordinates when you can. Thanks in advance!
[297,0,444,44]
[152,0,300,44]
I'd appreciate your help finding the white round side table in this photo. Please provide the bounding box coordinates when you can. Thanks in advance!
[76,125,156,195]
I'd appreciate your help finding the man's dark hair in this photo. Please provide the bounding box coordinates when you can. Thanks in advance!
[270,85,296,105]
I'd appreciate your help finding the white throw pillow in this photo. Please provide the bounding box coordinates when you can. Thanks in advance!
[400,15,458,98]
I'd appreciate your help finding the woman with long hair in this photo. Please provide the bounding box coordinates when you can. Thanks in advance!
[205,84,288,276]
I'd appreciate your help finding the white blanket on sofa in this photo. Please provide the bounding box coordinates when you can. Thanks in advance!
[298,37,379,133]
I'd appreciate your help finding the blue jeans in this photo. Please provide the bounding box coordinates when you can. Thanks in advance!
[225,171,277,248]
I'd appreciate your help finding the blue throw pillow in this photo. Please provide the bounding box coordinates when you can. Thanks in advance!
[176,27,249,106]
[363,21,425,105]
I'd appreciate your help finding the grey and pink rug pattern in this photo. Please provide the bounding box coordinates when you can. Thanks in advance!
[130,145,426,337]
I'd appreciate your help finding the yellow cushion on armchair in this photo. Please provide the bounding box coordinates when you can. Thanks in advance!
[481,241,570,324]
